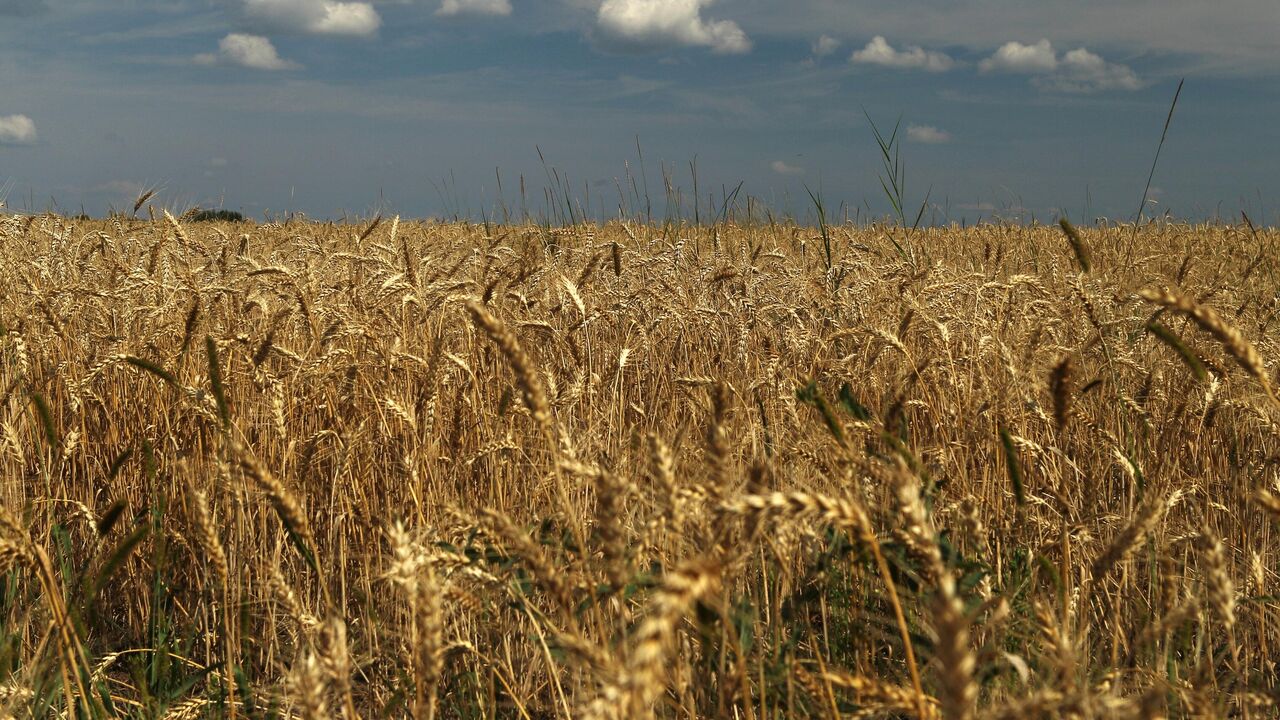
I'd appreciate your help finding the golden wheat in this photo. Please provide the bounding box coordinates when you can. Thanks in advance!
[0,215,1277,718]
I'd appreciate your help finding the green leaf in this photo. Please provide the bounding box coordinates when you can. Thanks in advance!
[732,596,757,654]
[1058,217,1092,273]
[234,665,257,716]
[90,522,150,602]
[125,356,178,387]
[29,392,59,451]
[1146,322,1208,382]
[837,383,872,421]
[999,427,1026,505]
[108,446,134,480]
[96,500,128,537]
[756,394,774,458]
[797,381,846,449]
[1036,554,1062,596]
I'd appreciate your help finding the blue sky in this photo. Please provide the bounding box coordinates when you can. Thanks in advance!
[1,0,1277,223]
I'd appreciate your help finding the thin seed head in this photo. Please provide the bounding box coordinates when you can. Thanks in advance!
[1049,355,1074,433]
[185,483,229,591]
[1199,526,1237,630]
[234,441,315,564]
[465,301,552,434]
[933,574,976,720]
[1140,287,1276,405]
[1091,492,1170,583]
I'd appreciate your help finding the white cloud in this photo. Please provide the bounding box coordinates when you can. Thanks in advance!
[238,0,380,37]
[980,39,1140,92]
[716,2,1279,74]
[437,0,511,16]
[0,114,37,146]
[979,39,1058,73]
[770,159,804,176]
[906,124,951,144]
[195,33,300,70]
[597,0,751,54]
[1043,47,1142,91]
[310,2,379,34]
[850,36,954,72]
[811,34,839,57]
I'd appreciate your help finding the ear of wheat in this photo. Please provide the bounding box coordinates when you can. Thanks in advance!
[3,216,1278,719]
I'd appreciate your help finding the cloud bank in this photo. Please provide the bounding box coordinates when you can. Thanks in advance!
[597,0,751,54]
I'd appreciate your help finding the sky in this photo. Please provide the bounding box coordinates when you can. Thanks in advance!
[1,0,1278,224]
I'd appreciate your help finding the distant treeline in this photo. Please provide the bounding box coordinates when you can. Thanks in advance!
[186,209,245,222]
[65,208,246,222]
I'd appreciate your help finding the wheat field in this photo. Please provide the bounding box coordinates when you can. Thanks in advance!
[1,210,1279,718]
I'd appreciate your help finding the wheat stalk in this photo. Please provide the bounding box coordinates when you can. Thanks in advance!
[1139,286,1278,407]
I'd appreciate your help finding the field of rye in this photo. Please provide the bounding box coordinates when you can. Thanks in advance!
[2,210,1280,719]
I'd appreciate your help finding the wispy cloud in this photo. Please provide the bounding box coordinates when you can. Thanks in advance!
[195,33,301,70]
[1043,47,1141,92]
[850,36,955,72]
[92,180,147,197]
[906,124,951,144]
[437,0,512,17]
[596,0,751,54]
[811,34,839,58]
[0,115,37,146]
[980,39,1140,92]
[770,159,804,176]
[236,0,381,37]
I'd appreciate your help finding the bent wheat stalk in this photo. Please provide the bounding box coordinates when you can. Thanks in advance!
[1139,287,1278,408]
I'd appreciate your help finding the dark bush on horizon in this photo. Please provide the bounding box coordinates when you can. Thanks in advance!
[188,208,245,222]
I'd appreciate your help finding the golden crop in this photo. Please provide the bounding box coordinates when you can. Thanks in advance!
[1,211,1278,718]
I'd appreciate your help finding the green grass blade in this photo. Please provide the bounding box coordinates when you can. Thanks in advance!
[999,427,1026,505]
